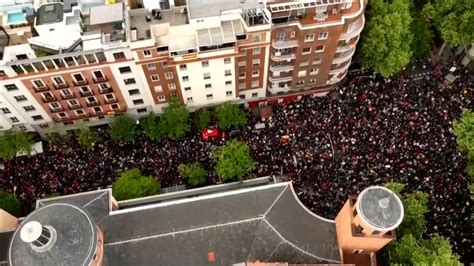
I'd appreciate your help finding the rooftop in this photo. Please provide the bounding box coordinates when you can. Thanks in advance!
[129,7,188,42]
[100,182,340,265]
[35,3,64,26]
[187,0,264,19]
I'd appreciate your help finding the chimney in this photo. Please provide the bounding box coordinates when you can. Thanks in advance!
[20,221,57,252]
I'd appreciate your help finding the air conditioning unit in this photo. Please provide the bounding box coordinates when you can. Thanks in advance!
[275,52,281,56]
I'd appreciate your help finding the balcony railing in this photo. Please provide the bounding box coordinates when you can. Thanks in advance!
[49,106,64,113]
[68,104,82,110]
[272,40,299,49]
[340,15,365,40]
[268,84,291,94]
[336,36,359,52]
[86,101,100,107]
[99,87,113,94]
[270,65,294,72]
[53,82,68,89]
[105,98,118,104]
[61,93,75,100]
[93,76,108,83]
[270,52,296,61]
[42,96,56,103]
[269,76,293,83]
[73,79,88,86]
[33,85,49,93]
[333,48,355,64]
[80,91,94,97]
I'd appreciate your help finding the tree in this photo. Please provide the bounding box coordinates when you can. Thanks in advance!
[158,98,190,140]
[216,102,247,129]
[410,16,433,59]
[0,188,20,216]
[14,131,34,155]
[178,162,207,186]
[0,131,34,159]
[194,109,212,130]
[112,168,160,201]
[424,0,474,46]
[212,140,256,182]
[108,115,137,142]
[453,109,474,180]
[76,125,96,149]
[361,0,413,77]
[391,234,461,265]
[140,113,160,140]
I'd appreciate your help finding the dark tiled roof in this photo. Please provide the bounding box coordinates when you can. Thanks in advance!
[0,230,14,263]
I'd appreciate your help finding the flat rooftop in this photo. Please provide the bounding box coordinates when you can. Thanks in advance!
[129,7,188,41]
[187,0,263,19]
[35,3,64,26]
[100,182,340,265]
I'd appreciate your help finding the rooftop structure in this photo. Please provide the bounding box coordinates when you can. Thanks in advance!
[35,3,64,26]
[187,0,265,19]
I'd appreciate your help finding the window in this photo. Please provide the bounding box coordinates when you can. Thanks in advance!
[182,76,189,82]
[310,68,319,75]
[113,52,126,60]
[93,107,102,114]
[319,32,328,40]
[252,92,258,98]
[309,78,316,84]
[239,72,246,79]
[238,61,246,67]
[119,66,132,73]
[202,61,209,67]
[184,87,191,91]
[10,117,19,123]
[133,99,144,105]
[206,94,213,100]
[205,83,212,89]
[224,58,231,64]
[23,105,36,112]
[1,108,11,114]
[137,108,147,113]
[226,91,233,96]
[165,72,174,80]
[154,86,163,92]
[52,76,65,85]
[315,45,325,52]
[39,124,49,129]
[298,70,306,77]
[300,59,309,66]
[225,80,232,86]
[252,33,261,42]
[276,32,285,41]
[86,97,97,104]
[296,80,305,86]
[302,47,311,54]
[352,249,363,255]
[251,80,259,88]
[143,50,151,57]
[80,86,92,95]
[5,84,18,91]
[170,93,178,98]
[75,109,85,116]
[252,70,259,77]
[240,49,247,56]
[312,58,322,65]
[68,99,80,107]
[162,61,169,67]
[305,34,315,42]
[129,89,140,95]
[203,73,211,80]
[239,83,246,89]
[93,70,105,80]
[290,31,296,38]
[158,95,166,102]
[151,74,159,81]
[179,64,187,71]
[253,47,261,54]
[57,112,68,118]
[239,94,246,99]
[31,115,43,121]
[72,73,85,83]
[147,63,156,70]
[252,59,260,66]
[14,95,27,102]
[32,79,45,88]
[124,78,136,85]
[50,102,61,109]
[225,70,232,76]
[187,97,193,103]
[168,83,177,90]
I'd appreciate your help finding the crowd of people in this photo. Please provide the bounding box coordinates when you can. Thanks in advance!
[0,61,472,260]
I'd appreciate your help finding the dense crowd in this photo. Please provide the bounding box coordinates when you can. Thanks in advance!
[0,61,472,260]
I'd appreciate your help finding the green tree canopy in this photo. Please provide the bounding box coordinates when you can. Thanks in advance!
[0,131,35,159]
[361,0,413,77]
[108,115,137,142]
[76,125,97,149]
[178,162,207,186]
[0,188,20,216]
[112,168,160,201]
[140,113,160,140]
[216,102,247,129]
[158,98,190,140]
[424,0,474,46]
[410,16,433,59]
[194,109,212,130]
[453,109,474,180]
[391,234,461,265]
[212,140,256,182]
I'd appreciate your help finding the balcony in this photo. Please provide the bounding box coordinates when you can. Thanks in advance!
[99,87,113,94]
[49,106,64,113]
[271,52,296,61]
[272,40,299,49]
[86,101,100,107]
[61,93,75,100]
[105,98,118,104]
[33,85,49,93]
[73,79,88,86]
[268,83,291,94]
[269,75,293,83]
[333,48,356,64]
[42,95,57,103]
[53,82,69,90]
[80,91,94,97]
[336,36,359,52]
[270,65,294,72]
[330,62,351,75]
[340,15,365,40]
[68,104,82,110]
[93,76,108,83]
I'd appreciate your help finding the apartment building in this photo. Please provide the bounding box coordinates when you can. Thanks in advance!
[0,0,365,134]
